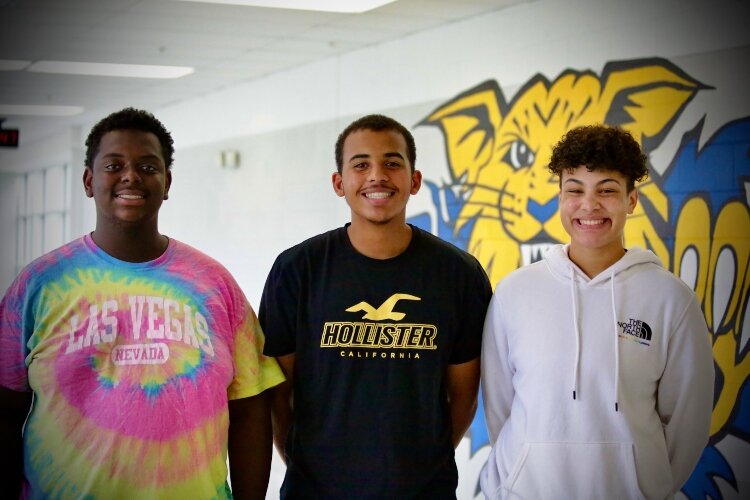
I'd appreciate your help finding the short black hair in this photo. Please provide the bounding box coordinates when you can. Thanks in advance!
[335,114,416,173]
[549,124,648,191]
[85,107,174,169]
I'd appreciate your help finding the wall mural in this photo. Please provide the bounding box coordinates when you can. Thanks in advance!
[408,58,750,499]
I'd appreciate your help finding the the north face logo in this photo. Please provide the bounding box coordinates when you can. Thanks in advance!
[345,294,420,321]
[618,318,652,346]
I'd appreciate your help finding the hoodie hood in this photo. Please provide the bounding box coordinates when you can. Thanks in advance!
[545,244,663,286]
[544,244,663,412]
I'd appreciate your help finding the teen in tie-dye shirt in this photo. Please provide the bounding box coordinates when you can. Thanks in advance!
[0,108,284,499]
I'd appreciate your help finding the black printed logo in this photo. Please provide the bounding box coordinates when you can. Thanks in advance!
[618,318,652,346]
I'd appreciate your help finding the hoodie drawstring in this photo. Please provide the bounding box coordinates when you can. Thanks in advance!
[569,268,620,412]
[570,268,581,401]
[611,273,620,412]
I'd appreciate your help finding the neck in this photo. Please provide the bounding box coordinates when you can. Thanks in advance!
[347,219,413,260]
[91,222,168,263]
[568,244,625,279]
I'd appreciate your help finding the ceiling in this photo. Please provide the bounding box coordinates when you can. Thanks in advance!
[0,0,523,159]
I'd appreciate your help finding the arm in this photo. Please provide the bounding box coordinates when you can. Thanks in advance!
[447,357,480,447]
[657,298,714,491]
[269,353,295,461]
[0,386,32,499]
[480,292,514,445]
[228,391,273,500]
[258,253,299,462]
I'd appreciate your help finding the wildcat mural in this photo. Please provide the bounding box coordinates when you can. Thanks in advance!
[410,58,750,498]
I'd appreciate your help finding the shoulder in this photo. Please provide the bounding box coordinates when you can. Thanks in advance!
[616,247,693,296]
[168,239,245,293]
[412,226,484,270]
[3,238,87,305]
[21,237,87,281]
[496,260,549,292]
[273,228,344,267]
[626,260,696,299]
[170,239,231,272]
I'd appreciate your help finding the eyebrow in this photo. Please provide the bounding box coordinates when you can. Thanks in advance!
[99,152,162,161]
[563,177,623,186]
[348,152,405,163]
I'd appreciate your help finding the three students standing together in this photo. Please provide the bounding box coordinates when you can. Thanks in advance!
[0,108,713,499]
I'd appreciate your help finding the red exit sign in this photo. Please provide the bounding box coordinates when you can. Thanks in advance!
[0,128,19,148]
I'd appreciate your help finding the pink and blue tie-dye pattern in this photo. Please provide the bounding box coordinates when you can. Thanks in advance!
[0,235,284,499]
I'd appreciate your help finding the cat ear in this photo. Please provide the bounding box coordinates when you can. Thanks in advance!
[598,58,707,152]
[419,80,505,185]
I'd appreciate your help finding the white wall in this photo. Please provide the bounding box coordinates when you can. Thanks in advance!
[152,0,750,300]
[2,0,749,498]
[6,0,749,295]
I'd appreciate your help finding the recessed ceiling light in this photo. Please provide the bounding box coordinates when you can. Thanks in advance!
[174,0,396,13]
[0,105,84,117]
[27,61,194,79]
[0,60,31,71]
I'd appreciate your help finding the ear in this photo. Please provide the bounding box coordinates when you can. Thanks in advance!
[419,80,505,185]
[627,187,639,214]
[332,171,345,197]
[410,170,422,195]
[83,167,94,198]
[599,58,706,151]
[164,170,172,200]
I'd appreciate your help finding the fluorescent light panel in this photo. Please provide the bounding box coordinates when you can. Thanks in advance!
[0,105,84,116]
[28,61,194,79]
[174,0,396,13]
[0,59,31,71]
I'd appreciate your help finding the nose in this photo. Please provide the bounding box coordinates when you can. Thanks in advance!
[368,163,389,182]
[580,191,600,211]
[120,164,141,183]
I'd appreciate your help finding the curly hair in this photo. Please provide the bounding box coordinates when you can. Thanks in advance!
[85,108,174,169]
[548,124,648,191]
[335,114,416,173]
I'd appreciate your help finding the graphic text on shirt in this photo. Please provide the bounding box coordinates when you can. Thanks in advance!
[64,294,215,358]
[321,294,438,358]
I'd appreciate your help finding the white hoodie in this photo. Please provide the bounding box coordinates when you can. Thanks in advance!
[480,245,713,500]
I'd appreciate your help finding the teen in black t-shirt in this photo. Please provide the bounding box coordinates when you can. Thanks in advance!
[260,114,492,499]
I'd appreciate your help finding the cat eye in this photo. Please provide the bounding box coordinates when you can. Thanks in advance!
[503,139,536,170]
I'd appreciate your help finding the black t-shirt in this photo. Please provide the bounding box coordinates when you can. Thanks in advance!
[260,225,492,499]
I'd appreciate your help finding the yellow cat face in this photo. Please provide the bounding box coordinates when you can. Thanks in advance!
[422,59,702,286]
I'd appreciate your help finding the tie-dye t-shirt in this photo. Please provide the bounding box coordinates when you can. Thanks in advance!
[0,235,284,499]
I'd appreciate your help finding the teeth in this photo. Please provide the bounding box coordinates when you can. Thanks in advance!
[579,219,604,226]
[521,243,555,265]
[365,192,391,199]
[118,194,144,200]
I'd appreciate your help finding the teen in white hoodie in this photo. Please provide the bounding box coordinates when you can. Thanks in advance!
[480,125,714,500]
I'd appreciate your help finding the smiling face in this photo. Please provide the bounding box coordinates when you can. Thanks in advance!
[332,128,421,228]
[84,129,171,231]
[559,166,637,265]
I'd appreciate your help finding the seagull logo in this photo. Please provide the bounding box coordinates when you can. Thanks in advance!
[345,294,421,321]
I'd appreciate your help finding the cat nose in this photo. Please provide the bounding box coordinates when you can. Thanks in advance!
[527,197,558,223]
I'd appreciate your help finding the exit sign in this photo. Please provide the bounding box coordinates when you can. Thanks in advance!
[0,128,19,148]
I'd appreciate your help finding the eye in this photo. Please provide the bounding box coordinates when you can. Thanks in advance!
[140,164,158,173]
[502,139,536,170]
[103,163,120,171]
[385,161,402,168]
